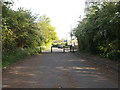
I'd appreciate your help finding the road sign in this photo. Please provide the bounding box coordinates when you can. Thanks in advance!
[64,40,67,42]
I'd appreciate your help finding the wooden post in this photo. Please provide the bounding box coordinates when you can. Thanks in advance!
[73,46,74,53]
[51,46,52,53]
[63,46,65,53]
[40,46,42,53]
[70,45,72,52]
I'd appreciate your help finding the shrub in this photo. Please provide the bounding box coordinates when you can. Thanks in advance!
[2,47,40,67]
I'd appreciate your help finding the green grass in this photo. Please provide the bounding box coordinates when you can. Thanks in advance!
[2,47,40,68]
[2,43,52,68]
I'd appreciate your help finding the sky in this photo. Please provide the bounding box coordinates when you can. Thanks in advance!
[12,0,86,40]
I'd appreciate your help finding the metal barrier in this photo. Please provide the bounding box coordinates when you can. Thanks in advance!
[50,46,75,53]
[39,45,77,54]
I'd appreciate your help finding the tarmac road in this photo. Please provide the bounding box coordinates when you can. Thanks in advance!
[3,52,118,88]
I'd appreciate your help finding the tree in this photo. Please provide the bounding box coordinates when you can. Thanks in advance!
[37,15,58,46]
[74,1,120,61]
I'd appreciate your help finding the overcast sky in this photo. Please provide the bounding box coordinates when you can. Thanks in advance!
[12,0,86,40]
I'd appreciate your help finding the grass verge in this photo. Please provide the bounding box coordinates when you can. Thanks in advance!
[2,47,40,68]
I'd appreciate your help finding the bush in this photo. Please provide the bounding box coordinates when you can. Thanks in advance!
[2,47,40,67]
[107,51,120,61]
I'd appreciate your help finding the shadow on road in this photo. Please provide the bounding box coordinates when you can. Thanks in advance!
[3,52,118,88]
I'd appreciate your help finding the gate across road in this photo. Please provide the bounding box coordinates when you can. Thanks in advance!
[42,45,78,53]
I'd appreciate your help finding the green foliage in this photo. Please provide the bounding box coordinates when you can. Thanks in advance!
[74,2,120,61]
[2,47,40,67]
[52,40,66,47]
[2,1,58,67]
[37,15,58,46]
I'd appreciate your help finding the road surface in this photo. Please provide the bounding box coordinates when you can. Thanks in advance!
[3,52,118,88]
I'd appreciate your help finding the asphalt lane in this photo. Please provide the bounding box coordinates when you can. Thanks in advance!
[3,52,118,88]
